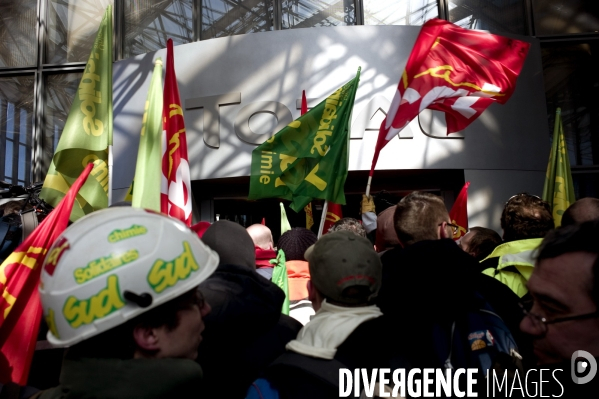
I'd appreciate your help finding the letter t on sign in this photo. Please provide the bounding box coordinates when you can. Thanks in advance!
[185,93,241,148]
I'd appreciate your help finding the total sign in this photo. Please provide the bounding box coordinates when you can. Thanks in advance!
[112,25,548,189]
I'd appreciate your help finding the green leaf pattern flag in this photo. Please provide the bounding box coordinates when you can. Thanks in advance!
[542,107,575,227]
[280,202,291,235]
[271,249,290,315]
[248,69,360,212]
[40,6,113,221]
[131,59,163,212]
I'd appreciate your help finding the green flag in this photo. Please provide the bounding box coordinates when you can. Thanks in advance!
[280,202,291,235]
[271,249,290,315]
[248,69,360,212]
[542,107,575,227]
[40,5,113,221]
[130,59,163,212]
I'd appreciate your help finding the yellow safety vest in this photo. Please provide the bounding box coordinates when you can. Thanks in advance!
[481,238,544,298]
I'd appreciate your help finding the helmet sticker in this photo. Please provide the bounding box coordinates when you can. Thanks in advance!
[45,308,59,339]
[63,275,125,328]
[147,241,199,293]
[108,225,148,243]
[44,237,70,276]
[74,249,139,284]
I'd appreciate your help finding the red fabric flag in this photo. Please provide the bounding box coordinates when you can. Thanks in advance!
[301,90,308,115]
[449,181,470,240]
[322,202,343,235]
[0,163,93,385]
[161,39,193,226]
[370,19,530,175]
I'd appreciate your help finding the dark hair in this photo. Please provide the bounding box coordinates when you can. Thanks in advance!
[394,192,448,246]
[328,217,367,238]
[65,289,203,360]
[537,220,599,306]
[562,197,599,226]
[277,227,317,261]
[501,193,554,242]
[467,227,502,261]
[1,200,31,216]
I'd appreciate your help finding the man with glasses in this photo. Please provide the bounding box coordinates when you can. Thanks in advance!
[376,191,525,374]
[520,220,599,396]
[481,193,554,298]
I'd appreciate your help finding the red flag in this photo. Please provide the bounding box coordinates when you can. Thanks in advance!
[301,90,308,115]
[322,202,343,235]
[0,163,93,384]
[370,19,530,176]
[449,181,470,240]
[161,38,193,226]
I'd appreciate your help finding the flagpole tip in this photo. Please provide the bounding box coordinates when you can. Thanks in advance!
[154,58,163,66]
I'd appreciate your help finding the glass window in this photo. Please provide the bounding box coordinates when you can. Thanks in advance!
[542,41,599,168]
[0,75,35,185]
[282,0,356,29]
[0,0,38,68]
[533,0,599,36]
[124,0,193,59]
[363,0,438,26]
[42,72,82,179]
[46,0,113,64]
[202,0,274,39]
[448,0,527,35]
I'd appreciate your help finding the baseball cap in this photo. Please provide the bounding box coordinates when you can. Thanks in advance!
[304,231,381,305]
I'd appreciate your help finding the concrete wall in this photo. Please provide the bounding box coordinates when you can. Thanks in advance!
[112,25,550,231]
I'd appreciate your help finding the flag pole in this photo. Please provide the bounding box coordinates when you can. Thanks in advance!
[108,145,113,205]
[365,175,373,198]
[317,200,329,238]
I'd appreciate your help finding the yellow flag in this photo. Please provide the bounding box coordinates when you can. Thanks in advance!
[542,108,575,227]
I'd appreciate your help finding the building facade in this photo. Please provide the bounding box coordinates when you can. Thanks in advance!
[1,0,598,234]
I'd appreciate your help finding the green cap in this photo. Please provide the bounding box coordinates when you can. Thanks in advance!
[304,231,382,305]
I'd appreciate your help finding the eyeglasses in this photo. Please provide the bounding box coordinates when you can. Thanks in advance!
[519,300,599,336]
[439,222,459,236]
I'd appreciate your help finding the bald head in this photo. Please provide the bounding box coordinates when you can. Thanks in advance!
[562,198,599,226]
[246,224,274,250]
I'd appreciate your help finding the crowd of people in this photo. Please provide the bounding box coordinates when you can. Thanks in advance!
[2,192,599,398]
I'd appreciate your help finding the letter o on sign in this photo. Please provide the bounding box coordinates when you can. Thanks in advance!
[234,101,293,145]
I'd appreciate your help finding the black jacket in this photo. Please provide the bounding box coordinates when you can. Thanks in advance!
[264,316,393,399]
[197,263,302,398]
[376,239,531,369]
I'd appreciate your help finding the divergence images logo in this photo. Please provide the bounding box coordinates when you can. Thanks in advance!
[571,350,598,384]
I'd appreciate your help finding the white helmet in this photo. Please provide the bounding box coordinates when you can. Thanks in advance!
[39,207,219,347]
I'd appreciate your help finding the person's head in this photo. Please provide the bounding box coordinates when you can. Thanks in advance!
[375,206,400,253]
[246,223,274,250]
[277,227,317,261]
[304,231,382,311]
[328,217,367,238]
[202,220,255,269]
[40,208,219,360]
[1,200,28,216]
[561,197,599,226]
[501,193,554,242]
[393,191,453,247]
[459,226,502,261]
[520,220,599,364]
